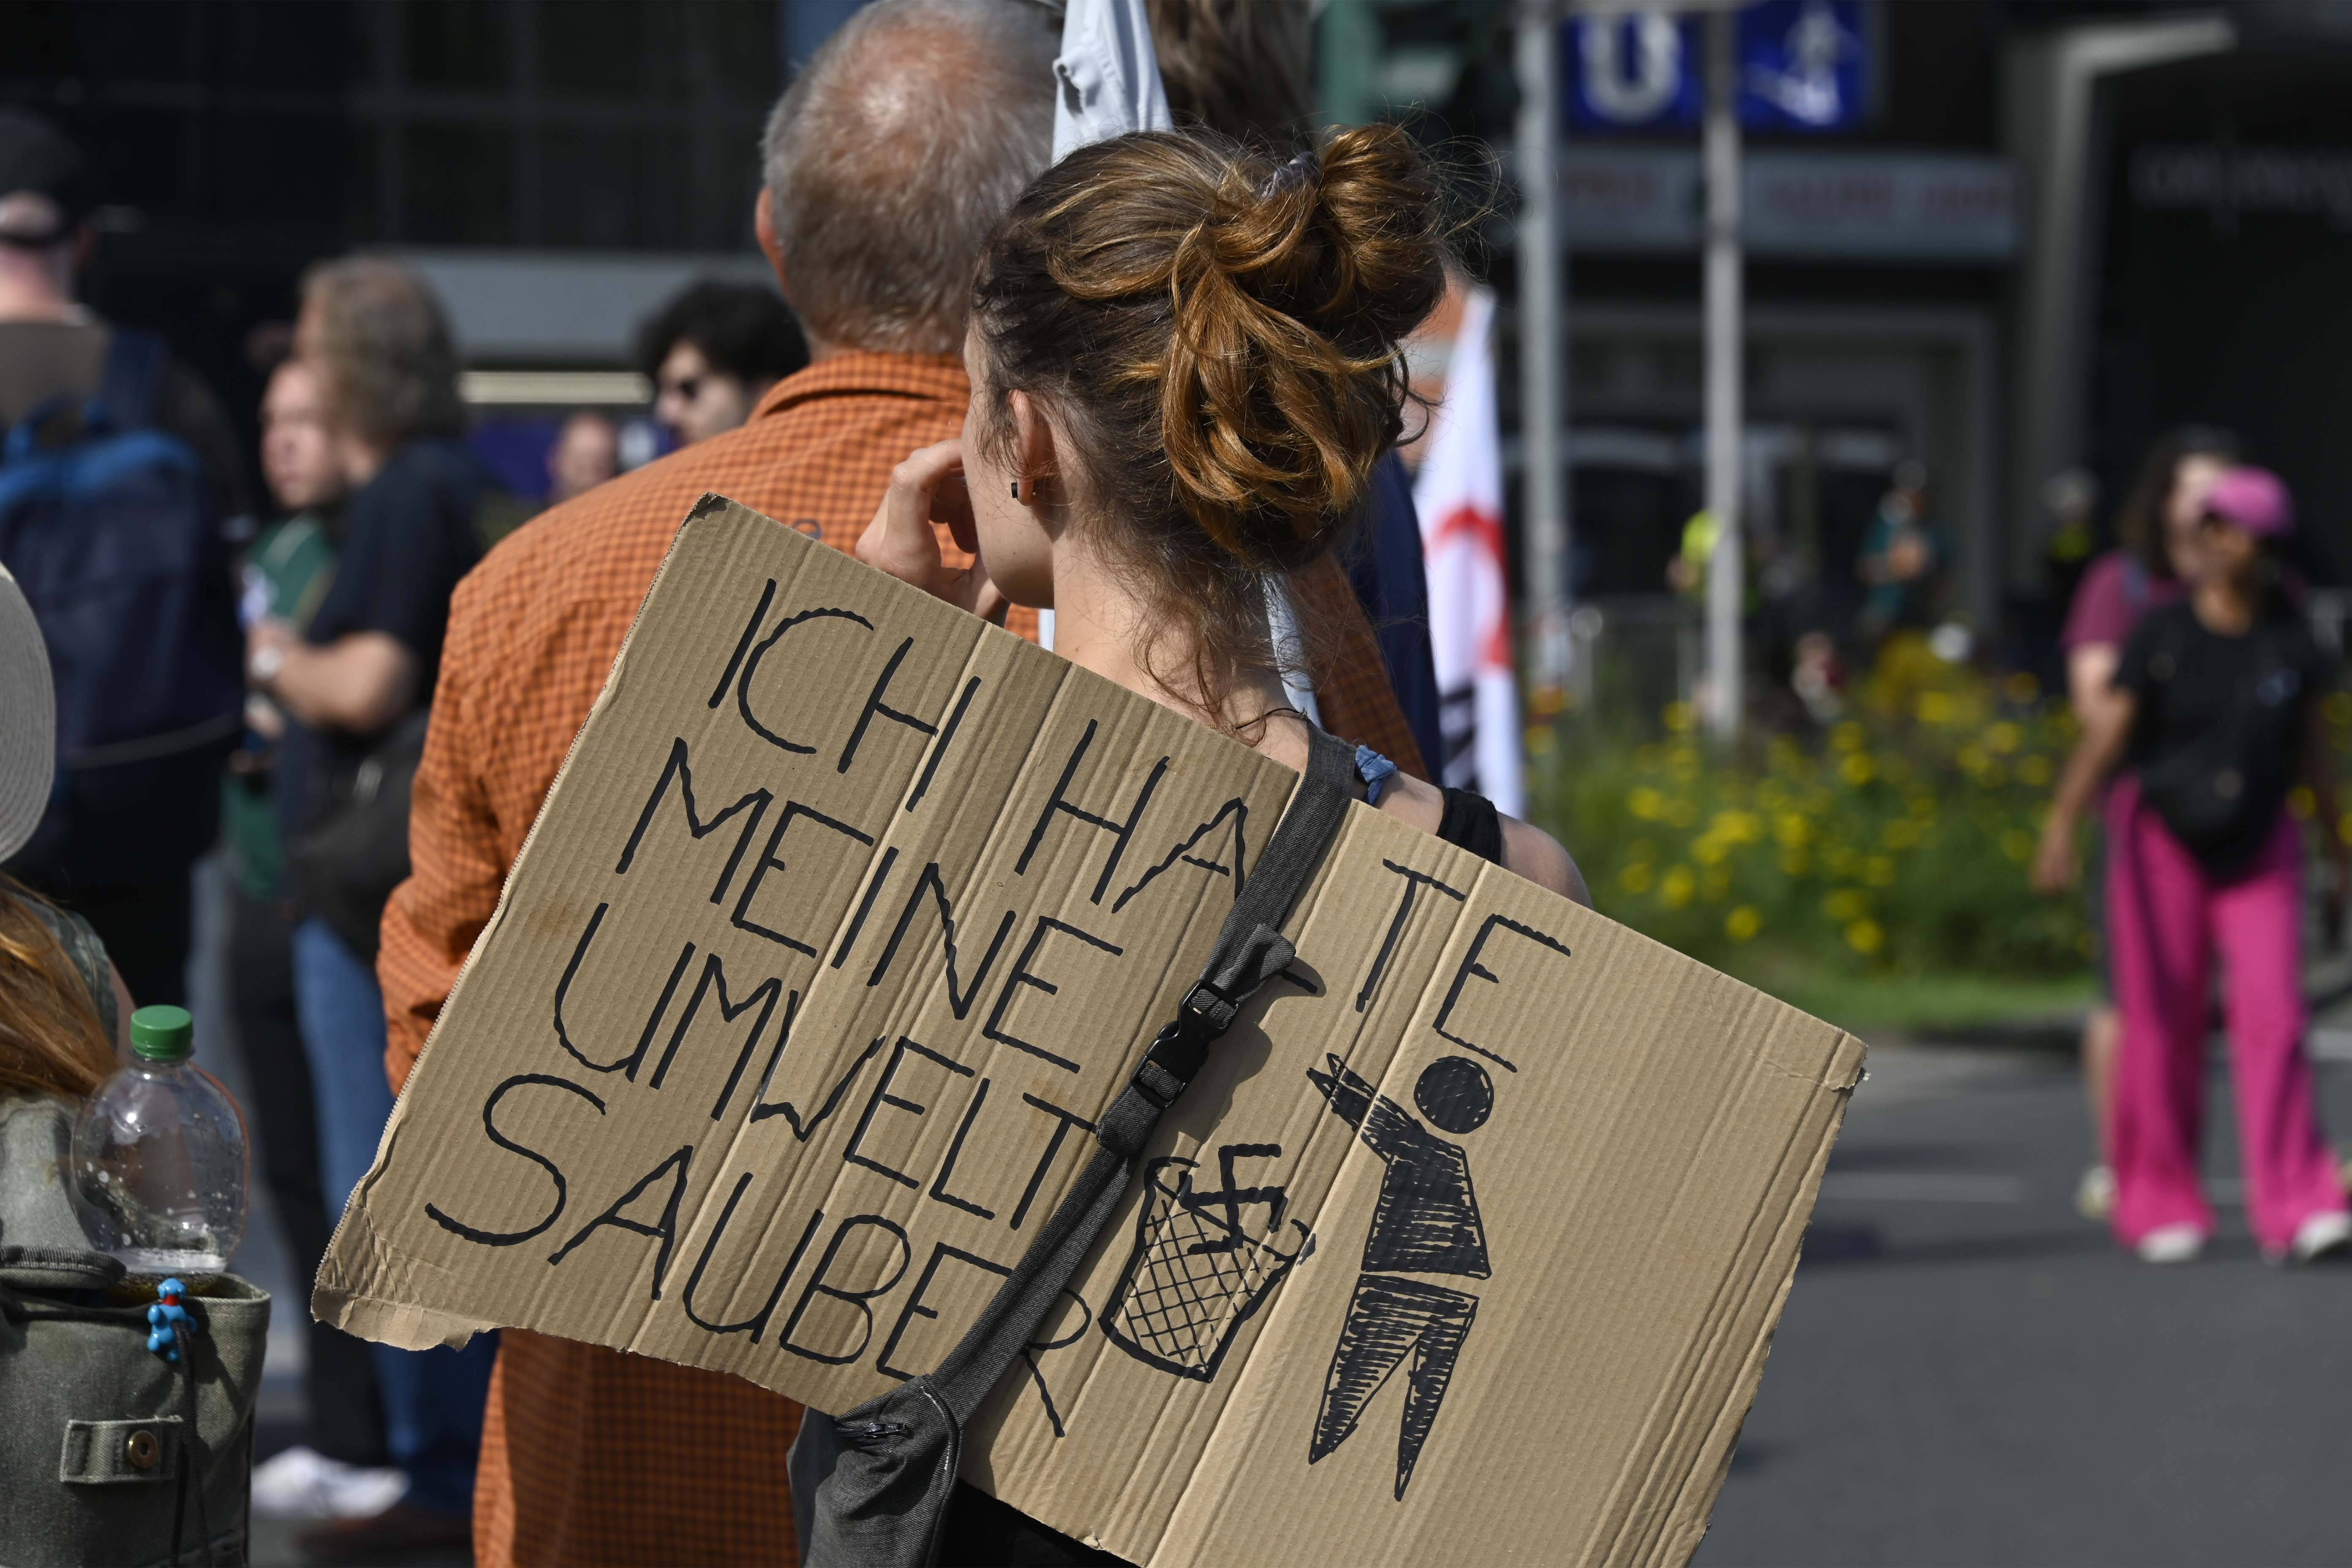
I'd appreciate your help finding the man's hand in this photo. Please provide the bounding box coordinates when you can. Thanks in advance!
[856,440,1007,623]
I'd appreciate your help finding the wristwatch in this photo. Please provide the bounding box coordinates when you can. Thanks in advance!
[248,643,285,685]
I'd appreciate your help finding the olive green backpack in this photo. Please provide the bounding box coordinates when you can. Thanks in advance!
[0,897,270,1567]
[0,1092,270,1568]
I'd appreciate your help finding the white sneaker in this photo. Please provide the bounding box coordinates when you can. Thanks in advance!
[2135,1223,2205,1264]
[250,1445,409,1520]
[2287,1211,2352,1265]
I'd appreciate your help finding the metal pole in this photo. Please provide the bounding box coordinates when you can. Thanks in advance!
[1702,4,1743,743]
[1516,0,1569,701]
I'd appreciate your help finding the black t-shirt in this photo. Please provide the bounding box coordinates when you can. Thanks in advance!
[2115,600,2333,871]
[276,438,485,844]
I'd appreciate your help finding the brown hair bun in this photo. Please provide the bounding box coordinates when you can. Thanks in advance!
[973,124,1449,706]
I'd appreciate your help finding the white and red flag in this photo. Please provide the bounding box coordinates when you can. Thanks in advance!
[1411,284,1522,815]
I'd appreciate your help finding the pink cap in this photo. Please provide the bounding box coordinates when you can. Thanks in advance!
[2207,466,2293,538]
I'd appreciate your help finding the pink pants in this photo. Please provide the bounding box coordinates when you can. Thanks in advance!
[2105,778,2347,1255]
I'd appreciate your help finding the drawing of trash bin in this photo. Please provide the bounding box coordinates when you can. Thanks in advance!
[1101,1153,1313,1382]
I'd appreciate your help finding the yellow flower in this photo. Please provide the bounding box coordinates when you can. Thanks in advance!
[1823,888,1868,922]
[1823,844,1857,876]
[1663,701,1695,733]
[1628,786,1666,821]
[1987,722,2023,755]
[1839,752,1876,786]
[1863,854,1896,888]
[1958,745,1989,774]
[1775,811,1810,848]
[2001,829,2034,862]
[1909,793,1936,819]
[1660,866,1696,909]
[1916,691,1957,726]
[2289,786,2317,820]
[1618,862,1655,894]
[1711,809,1764,844]
[1693,836,1729,866]
[2017,754,2053,787]
[1726,905,1763,942]
[1845,918,1885,955]
[1831,721,1865,753]
[2329,691,2352,726]
[1778,848,1810,878]
[2004,671,2040,704]
[1526,725,1556,757]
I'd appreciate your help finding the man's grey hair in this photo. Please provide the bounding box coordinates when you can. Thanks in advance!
[762,0,1058,356]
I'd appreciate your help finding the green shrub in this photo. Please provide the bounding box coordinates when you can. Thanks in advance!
[1528,633,2091,979]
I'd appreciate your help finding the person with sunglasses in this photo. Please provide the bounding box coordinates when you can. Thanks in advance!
[2036,466,2351,1265]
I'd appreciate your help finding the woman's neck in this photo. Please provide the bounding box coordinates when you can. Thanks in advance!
[2191,572,2257,636]
[1047,536,1291,743]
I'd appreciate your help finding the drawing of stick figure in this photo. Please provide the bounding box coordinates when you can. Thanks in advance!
[1306,1053,1493,1500]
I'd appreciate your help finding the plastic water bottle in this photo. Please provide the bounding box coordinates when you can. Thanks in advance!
[71,1005,249,1299]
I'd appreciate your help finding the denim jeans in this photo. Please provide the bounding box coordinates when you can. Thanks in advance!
[292,918,496,1517]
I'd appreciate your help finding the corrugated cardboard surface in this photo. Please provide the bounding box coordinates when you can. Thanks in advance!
[318,496,1862,1568]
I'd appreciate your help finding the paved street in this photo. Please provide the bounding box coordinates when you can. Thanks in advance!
[1700,1042,2352,1568]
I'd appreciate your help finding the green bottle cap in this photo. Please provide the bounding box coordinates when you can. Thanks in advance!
[129,1005,194,1062]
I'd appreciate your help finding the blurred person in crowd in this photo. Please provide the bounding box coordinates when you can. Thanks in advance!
[545,409,619,503]
[2036,467,2351,1266]
[248,257,491,1561]
[637,278,808,447]
[225,351,407,1525]
[2049,427,2236,1222]
[376,4,1430,1561]
[1856,459,1941,645]
[0,109,246,1009]
[850,122,1584,1561]
[1149,0,1443,772]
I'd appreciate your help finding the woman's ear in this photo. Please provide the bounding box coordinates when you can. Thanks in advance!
[1008,389,1059,497]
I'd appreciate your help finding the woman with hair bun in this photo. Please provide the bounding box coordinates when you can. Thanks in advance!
[863,126,1585,913]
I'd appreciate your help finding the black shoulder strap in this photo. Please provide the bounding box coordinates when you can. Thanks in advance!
[95,329,166,434]
[930,726,1356,1424]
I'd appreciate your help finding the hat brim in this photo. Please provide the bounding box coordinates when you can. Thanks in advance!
[0,565,55,865]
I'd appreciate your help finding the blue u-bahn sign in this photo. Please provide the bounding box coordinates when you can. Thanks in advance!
[1566,0,1873,133]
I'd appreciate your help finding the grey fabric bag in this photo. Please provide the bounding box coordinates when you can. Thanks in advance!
[0,1095,269,1568]
[799,727,1357,1568]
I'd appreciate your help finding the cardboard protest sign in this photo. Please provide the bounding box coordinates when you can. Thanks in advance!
[318,495,1862,1567]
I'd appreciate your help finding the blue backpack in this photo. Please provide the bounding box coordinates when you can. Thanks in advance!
[0,331,242,886]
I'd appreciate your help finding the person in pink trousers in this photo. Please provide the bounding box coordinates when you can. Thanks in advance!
[2037,465,2352,1264]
